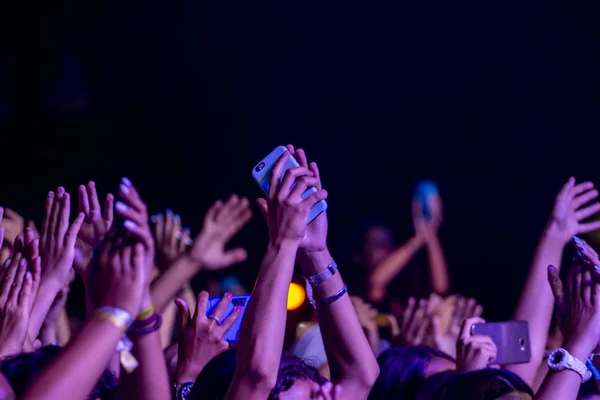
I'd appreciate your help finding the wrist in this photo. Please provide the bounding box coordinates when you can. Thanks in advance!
[544,221,570,246]
[563,338,595,362]
[297,248,332,276]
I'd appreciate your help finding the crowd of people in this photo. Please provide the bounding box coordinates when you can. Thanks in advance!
[0,144,599,399]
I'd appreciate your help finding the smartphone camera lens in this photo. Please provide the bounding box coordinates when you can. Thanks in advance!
[255,162,265,172]
[518,337,525,349]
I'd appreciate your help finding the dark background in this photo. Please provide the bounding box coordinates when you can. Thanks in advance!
[2,0,600,321]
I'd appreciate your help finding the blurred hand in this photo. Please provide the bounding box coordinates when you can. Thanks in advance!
[311,382,342,400]
[153,209,191,270]
[1,208,25,248]
[189,196,252,271]
[350,296,379,352]
[456,317,497,372]
[548,177,600,245]
[256,150,328,247]
[174,291,241,383]
[94,240,146,317]
[40,188,85,287]
[0,254,35,357]
[115,178,154,290]
[398,298,431,346]
[432,295,483,357]
[412,195,442,244]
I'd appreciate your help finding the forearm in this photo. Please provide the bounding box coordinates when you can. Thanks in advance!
[159,302,176,348]
[28,281,62,341]
[227,242,297,400]
[300,249,379,398]
[368,236,422,296]
[151,256,199,313]
[119,332,171,400]
[507,223,565,386]
[425,236,450,295]
[22,319,121,400]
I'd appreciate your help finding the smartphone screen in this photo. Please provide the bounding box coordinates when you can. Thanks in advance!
[206,295,251,342]
[471,320,531,365]
[252,146,327,224]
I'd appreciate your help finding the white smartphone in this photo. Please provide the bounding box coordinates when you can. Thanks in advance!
[252,146,327,224]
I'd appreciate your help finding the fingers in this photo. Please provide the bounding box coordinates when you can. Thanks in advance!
[402,298,417,330]
[277,167,313,202]
[205,200,224,223]
[78,185,90,219]
[103,194,114,227]
[49,189,64,244]
[309,162,323,190]
[288,176,320,203]
[0,254,20,305]
[55,192,71,245]
[571,181,595,200]
[217,305,242,335]
[295,148,309,168]
[268,151,290,199]
[116,201,147,227]
[218,196,253,240]
[118,178,147,215]
[65,213,85,250]
[576,202,600,221]
[153,213,164,242]
[164,209,174,243]
[18,270,33,310]
[169,214,181,251]
[557,177,575,200]
[29,256,41,301]
[179,228,191,252]
[131,242,145,281]
[8,258,27,306]
[221,247,248,266]
[547,265,564,314]
[175,297,191,332]
[207,293,232,328]
[301,189,328,211]
[256,198,268,222]
[579,220,600,234]
[195,291,209,323]
[406,299,428,341]
[460,317,485,340]
[123,220,154,251]
[583,269,593,304]
[87,181,101,214]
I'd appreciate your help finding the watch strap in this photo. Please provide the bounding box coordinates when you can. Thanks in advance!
[548,348,591,383]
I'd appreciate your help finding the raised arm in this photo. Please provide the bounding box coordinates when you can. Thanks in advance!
[506,177,600,388]
[227,150,326,400]
[281,145,379,399]
[22,232,146,400]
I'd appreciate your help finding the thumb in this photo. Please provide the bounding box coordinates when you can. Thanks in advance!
[547,265,565,311]
[256,198,268,221]
[175,297,190,332]
[222,248,248,266]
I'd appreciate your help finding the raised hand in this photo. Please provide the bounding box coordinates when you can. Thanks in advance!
[189,195,252,271]
[456,317,497,372]
[77,181,114,247]
[94,240,147,317]
[548,177,600,244]
[398,298,432,346]
[432,295,483,357]
[412,195,442,243]
[174,291,241,383]
[0,254,34,358]
[115,178,154,283]
[40,188,85,286]
[257,145,327,253]
[153,209,191,270]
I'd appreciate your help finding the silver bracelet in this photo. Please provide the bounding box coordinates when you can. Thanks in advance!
[308,284,348,308]
[305,260,338,287]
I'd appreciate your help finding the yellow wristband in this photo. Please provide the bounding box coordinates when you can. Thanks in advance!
[137,305,155,320]
[93,308,133,333]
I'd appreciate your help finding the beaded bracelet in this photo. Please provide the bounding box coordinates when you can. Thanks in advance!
[129,314,163,335]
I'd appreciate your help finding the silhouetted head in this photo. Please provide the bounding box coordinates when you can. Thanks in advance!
[0,345,117,399]
[191,348,326,400]
[435,368,533,400]
[368,345,455,400]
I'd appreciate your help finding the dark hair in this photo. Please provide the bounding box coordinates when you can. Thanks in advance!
[0,345,117,399]
[435,368,533,400]
[191,348,325,400]
[368,345,455,400]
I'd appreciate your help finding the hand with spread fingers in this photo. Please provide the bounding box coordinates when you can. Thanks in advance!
[456,317,497,372]
[39,187,85,286]
[311,382,343,400]
[189,195,252,271]
[0,254,35,358]
[174,291,241,384]
[548,177,600,245]
[153,209,191,270]
[432,295,483,357]
[397,298,432,346]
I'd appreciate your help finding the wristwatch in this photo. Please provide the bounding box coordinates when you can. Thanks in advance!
[174,382,194,400]
[547,348,592,383]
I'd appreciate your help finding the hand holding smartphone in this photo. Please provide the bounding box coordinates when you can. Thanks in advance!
[471,320,531,364]
[252,146,328,224]
[206,295,251,342]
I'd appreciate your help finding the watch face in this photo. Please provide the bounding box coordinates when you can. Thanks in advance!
[178,382,194,399]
